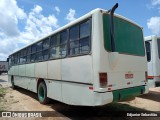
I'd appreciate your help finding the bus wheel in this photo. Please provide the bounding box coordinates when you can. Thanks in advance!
[38,81,49,104]
[11,76,16,89]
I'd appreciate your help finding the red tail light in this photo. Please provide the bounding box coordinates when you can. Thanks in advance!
[145,71,148,82]
[99,73,107,88]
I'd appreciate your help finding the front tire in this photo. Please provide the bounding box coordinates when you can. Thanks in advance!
[38,81,49,104]
[11,76,16,89]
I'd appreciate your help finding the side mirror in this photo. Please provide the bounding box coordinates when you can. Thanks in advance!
[7,58,9,62]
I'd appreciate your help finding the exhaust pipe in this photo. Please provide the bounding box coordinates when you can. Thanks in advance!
[108,3,118,52]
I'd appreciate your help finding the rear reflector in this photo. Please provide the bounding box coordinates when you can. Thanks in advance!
[108,88,112,91]
[99,73,107,88]
[127,82,131,85]
[147,76,154,79]
[89,86,93,90]
[147,76,160,79]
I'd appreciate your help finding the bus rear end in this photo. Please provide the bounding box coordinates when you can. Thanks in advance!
[91,8,148,105]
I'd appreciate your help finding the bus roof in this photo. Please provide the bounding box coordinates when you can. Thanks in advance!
[144,35,160,41]
[10,8,143,56]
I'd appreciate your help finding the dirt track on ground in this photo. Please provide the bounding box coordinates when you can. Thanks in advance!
[0,75,160,120]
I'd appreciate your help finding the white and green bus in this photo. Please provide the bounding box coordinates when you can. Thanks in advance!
[8,4,148,106]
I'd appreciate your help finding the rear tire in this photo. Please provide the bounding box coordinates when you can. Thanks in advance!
[38,81,49,104]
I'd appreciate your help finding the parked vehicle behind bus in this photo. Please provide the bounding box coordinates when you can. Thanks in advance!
[0,61,8,75]
[145,35,160,87]
[8,4,148,106]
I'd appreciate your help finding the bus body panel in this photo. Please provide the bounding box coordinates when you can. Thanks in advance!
[48,60,61,80]
[26,63,35,77]
[91,11,104,91]
[35,62,47,78]
[8,66,14,75]
[61,55,93,84]
[45,80,62,102]
[19,64,26,76]
[14,76,27,89]
[27,77,37,92]
[14,65,19,76]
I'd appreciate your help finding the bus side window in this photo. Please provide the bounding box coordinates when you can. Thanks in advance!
[17,52,20,64]
[79,37,90,54]
[27,47,31,55]
[43,49,49,60]
[79,20,90,54]
[20,49,27,64]
[145,41,151,62]
[43,38,50,50]
[50,34,60,59]
[30,54,36,62]
[50,47,57,59]
[35,51,42,61]
[59,45,66,57]
[80,20,90,38]
[69,19,91,56]
[157,39,160,59]
[26,47,31,63]
[31,45,36,53]
[69,25,79,55]
[36,42,42,52]
[60,30,68,44]
[22,56,26,64]
[59,30,68,58]
[9,56,12,68]
[11,55,14,66]
[26,55,30,63]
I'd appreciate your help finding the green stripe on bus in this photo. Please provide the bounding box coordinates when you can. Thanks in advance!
[112,86,145,102]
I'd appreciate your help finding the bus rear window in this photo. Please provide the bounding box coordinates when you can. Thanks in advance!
[103,14,145,56]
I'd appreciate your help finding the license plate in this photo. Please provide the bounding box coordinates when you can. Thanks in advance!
[125,74,133,79]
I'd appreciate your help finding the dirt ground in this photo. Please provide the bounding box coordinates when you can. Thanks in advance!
[0,74,160,120]
[121,87,160,111]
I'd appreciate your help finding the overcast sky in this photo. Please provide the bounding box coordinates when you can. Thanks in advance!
[0,0,160,60]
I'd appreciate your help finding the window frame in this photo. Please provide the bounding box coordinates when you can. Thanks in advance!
[42,38,50,50]
[49,30,69,60]
[49,33,61,60]
[68,18,92,57]
[9,17,92,66]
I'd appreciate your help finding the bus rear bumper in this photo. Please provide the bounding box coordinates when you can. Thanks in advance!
[92,85,149,106]
[112,85,148,102]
